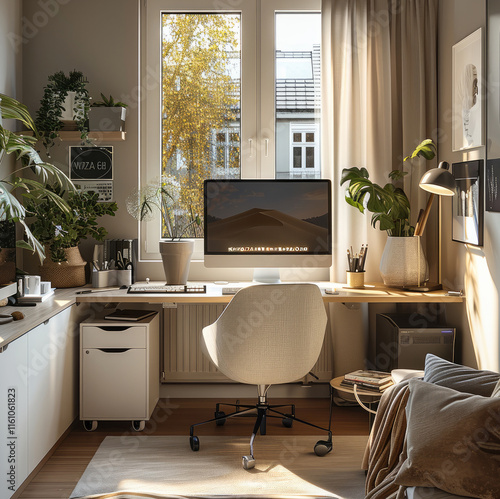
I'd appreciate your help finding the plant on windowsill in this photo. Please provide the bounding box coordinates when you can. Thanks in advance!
[25,185,118,288]
[126,175,201,284]
[340,139,437,287]
[35,70,91,155]
[0,92,73,284]
[89,93,128,132]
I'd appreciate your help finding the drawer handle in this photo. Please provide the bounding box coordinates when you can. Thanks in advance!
[97,348,131,353]
[98,326,131,332]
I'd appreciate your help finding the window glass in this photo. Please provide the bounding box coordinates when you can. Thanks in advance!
[274,13,321,179]
[161,13,241,237]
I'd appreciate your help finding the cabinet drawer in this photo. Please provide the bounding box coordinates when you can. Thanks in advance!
[81,325,147,349]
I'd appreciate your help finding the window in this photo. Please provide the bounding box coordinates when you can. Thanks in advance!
[141,0,321,262]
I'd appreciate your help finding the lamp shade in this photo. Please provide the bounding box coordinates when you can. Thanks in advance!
[419,161,455,196]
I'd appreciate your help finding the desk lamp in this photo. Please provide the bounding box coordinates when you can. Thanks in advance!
[405,161,455,291]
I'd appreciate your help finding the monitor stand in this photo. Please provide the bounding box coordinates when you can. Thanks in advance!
[252,268,281,284]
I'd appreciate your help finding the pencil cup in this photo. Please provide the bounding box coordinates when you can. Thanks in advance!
[346,271,365,289]
[116,269,132,287]
[92,270,117,288]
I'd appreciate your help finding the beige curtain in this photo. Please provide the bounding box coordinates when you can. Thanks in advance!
[322,0,438,283]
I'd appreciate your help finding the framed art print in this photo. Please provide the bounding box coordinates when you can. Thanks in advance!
[452,28,484,151]
[452,160,483,246]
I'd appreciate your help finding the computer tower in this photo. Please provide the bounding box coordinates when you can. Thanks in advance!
[375,313,455,371]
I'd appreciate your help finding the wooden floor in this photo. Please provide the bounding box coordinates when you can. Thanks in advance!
[16,398,369,499]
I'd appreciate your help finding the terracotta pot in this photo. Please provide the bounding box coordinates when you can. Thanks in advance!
[159,239,194,285]
[379,236,429,288]
[39,246,87,288]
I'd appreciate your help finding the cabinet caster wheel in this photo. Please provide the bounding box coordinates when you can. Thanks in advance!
[215,411,226,426]
[190,436,200,451]
[132,420,145,431]
[282,415,293,428]
[242,455,255,469]
[83,420,98,432]
[314,439,332,456]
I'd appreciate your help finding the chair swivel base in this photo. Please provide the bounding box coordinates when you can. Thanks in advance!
[189,400,333,468]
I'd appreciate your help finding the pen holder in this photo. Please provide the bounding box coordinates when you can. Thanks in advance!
[346,271,365,289]
[116,269,132,287]
[92,270,117,288]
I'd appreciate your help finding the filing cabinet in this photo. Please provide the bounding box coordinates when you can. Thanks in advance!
[79,312,159,431]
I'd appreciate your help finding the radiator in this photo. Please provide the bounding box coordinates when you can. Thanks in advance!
[162,304,333,383]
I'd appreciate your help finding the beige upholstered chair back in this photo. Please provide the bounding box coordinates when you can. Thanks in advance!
[202,283,327,386]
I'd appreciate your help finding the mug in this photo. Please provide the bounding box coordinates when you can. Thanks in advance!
[25,275,41,295]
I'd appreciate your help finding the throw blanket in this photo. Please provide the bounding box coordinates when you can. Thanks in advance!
[363,380,411,499]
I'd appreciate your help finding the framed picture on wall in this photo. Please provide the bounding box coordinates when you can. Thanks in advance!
[452,28,484,151]
[452,160,483,246]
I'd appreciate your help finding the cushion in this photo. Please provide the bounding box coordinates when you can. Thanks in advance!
[406,486,474,499]
[395,379,500,498]
[424,354,500,397]
[492,380,500,398]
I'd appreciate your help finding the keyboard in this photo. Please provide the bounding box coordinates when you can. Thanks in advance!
[221,286,243,295]
[128,284,206,294]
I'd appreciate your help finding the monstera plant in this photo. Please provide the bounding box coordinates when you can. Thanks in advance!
[340,139,437,237]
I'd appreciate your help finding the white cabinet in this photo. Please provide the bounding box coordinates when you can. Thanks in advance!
[80,313,159,430]
[27,306,78,472]
[0,335,28,498]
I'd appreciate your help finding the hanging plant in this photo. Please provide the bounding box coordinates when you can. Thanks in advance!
[35,70,91,155]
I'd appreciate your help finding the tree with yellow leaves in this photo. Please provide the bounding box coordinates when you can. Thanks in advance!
[161,13,240,237]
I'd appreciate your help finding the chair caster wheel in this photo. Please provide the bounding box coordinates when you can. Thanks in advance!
[190,436,200,451]
[282,415,293,428]
[242,455,255,469]
[83,420,97,432]
[132,420,145,431]
[215,411,226,426]
[314,439,332,456]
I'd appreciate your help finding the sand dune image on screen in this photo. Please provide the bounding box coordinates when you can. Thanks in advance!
[207,207,328,252]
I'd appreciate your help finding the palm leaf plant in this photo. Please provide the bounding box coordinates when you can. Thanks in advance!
[0,93,73,263]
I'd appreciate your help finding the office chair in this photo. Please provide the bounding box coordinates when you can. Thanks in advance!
[189,283,333,469]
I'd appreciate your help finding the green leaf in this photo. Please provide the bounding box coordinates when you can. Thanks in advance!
[403,138,437,162]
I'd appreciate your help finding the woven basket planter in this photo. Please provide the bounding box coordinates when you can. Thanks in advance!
[39,246,87,288]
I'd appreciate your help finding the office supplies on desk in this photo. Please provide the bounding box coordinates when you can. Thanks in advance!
[347,244,367,273]
[128,284,207,294]
[221,286,243,295]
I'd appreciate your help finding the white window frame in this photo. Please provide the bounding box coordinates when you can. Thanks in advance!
[139,0,322,277]
[289,123,321,176]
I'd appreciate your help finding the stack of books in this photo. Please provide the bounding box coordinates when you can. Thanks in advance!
[341,370,393,393]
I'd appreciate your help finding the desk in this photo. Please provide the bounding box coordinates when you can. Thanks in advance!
[74,281,464,305]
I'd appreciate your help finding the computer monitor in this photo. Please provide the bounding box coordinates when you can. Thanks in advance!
[204,179,332,282]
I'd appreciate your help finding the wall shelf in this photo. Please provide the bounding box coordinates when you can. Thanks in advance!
[18,131,126,141]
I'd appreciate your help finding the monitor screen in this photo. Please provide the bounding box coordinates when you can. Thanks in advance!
[204,179,332,273]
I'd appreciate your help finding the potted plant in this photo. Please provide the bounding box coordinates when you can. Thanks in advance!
[35,70,91,155]
[26,185,118,288]
[0,93,73,280]
[340,139,437,287]
[89,93,127,132]
[126,175,201,284]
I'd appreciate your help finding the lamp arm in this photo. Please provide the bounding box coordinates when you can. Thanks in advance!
[414,193,435,236]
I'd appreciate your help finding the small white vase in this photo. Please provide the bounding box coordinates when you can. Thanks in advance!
[159,239,194,285]
[379,236,429,288]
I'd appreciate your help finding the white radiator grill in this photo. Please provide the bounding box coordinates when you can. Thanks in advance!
[162,304,333,383]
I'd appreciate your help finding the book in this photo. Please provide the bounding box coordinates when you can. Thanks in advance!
[104,309,157,322]
[344,369,392,386]
[17,289,55,303]
[340,379,393,392]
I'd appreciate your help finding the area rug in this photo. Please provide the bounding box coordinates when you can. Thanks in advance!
[70,435,368,499]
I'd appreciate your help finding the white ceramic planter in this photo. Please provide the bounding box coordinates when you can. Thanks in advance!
[159,239,194,285]
[89,107,127,131]
[379,236,429,288]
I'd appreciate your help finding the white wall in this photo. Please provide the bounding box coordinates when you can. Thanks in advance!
[438,0,500,371]
[21,0,140,270]
[0,0,22,177]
